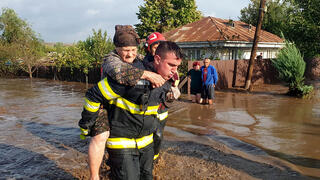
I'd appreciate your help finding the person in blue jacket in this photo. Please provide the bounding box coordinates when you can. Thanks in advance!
[200,58,218,105]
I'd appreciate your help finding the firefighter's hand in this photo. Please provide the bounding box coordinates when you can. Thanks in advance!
[142,71,165,88]
[80,128,89,140]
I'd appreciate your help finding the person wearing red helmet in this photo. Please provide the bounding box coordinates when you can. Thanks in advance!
[144,32,180,88]
[144,32,166,63]
[144,32,182,162]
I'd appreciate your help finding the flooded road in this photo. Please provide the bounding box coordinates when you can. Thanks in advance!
[0,78,88,179]
[0,78,319,179]
[167,84,320,178]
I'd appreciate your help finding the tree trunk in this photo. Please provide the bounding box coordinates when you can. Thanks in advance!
[28,64,33,79]
[85,74,88,89]
[245,0,266,91]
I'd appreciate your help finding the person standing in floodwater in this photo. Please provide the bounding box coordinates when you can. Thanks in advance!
[187,61,202,103]
[201,58,218,105]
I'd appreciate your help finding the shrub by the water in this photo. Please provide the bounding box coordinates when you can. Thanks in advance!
[272,36,313,97]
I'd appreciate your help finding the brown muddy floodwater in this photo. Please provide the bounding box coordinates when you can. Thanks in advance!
[0,78,320,179]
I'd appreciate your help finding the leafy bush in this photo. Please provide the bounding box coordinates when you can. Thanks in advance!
[53,29,114,75]
[272,37,313,97]
[54,45,93,74]
[0,59,20,77]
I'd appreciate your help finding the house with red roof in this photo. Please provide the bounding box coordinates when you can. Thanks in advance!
[163,16,284,60]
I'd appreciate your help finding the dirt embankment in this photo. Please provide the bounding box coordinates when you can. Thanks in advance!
[73,134,310,180]
[152,137,312,180]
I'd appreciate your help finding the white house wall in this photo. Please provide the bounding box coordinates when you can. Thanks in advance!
[178,41,284,60]
[182,47,281,60]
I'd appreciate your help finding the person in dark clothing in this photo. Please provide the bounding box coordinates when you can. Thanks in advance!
[79,41,183,180]
[143,32,180,160]
[187,61,202,103]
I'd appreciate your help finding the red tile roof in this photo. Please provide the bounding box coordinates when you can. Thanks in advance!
[163,16,283,43]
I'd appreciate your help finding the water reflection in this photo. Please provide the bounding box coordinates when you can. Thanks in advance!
[167,104,217,136]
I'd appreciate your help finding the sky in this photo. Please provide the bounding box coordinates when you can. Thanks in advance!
[0,0,250,43]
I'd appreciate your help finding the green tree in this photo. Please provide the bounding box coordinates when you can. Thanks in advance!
[79,29,114,67]
[0,41,20,76]
[271,36,313,97]
[55,44,93,75]
[0,8,45,78]
[286,0,320,58]
[239,0,320,58]
[53,42,67,53]
[239,0,291,37]
[135,0,202,38]
[15,37,46,78]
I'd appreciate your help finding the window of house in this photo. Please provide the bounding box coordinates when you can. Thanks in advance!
[186,49,201,60]
[196,50,201,60]
[232,49,237,60]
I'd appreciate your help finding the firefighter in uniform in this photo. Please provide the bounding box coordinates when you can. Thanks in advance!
[85,25,168,180]
[101,30,180,162]
[79,41,183,180]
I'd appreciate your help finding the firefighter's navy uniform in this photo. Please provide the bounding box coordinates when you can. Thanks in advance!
[79,61,171,180]
[153,100,168,160]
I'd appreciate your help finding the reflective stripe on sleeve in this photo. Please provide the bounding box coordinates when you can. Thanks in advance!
[98,78,120,100]
[83,98,100,112]
[106,134,153,149]
[157,111,168,121]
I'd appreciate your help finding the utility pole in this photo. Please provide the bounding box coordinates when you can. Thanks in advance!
[245,0,266,90]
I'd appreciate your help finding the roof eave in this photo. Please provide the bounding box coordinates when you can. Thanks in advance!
[176,41,285,48]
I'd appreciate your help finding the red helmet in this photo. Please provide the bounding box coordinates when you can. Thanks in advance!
[146,32,166,52]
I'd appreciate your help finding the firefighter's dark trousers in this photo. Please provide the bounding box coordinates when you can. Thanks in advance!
[107,143,154,180]
[153,119,167,160]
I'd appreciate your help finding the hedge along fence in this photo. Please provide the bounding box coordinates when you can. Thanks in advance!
[31,59,283,91]
[32,66,101,84]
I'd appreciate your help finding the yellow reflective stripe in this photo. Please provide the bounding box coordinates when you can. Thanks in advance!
[98,78,120,100]
[154,153,159,160]
[136,134,153,148]
[106,138,137,148]
[146,105,159,115]
[110,98,159,115]
[83,98,100,112]
[157,111,168,121]
[80,128,88,135]
[98,77,159,115]
[106,134,153,149]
